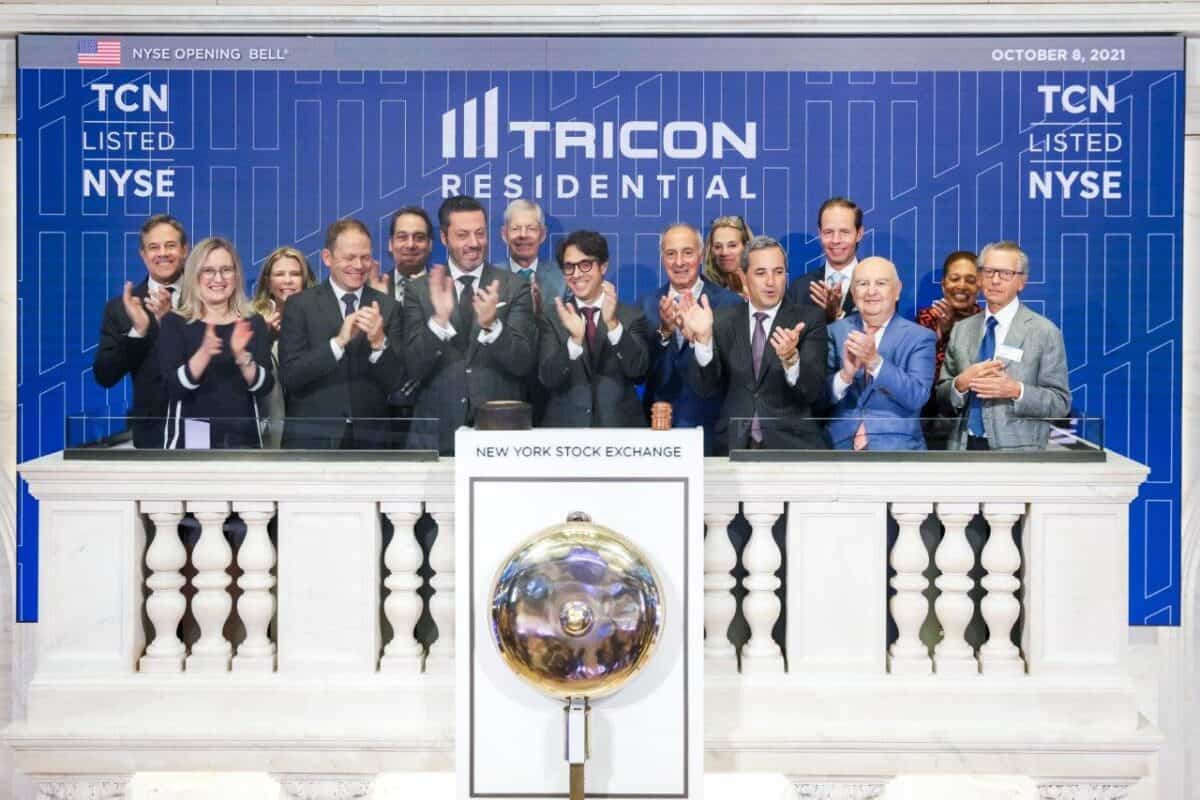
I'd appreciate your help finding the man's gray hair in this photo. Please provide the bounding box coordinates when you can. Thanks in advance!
[502,198,545,228]
[978,240,1029,275]
[741,234,788,271]
[660,222,702,250]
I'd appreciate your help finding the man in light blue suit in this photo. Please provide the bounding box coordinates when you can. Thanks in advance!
[638,223,742,453]
[826,257,936,451]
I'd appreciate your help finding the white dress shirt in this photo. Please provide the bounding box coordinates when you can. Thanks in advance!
[824,259,858,294]
[693,301,800,386]
[126,276,180,339]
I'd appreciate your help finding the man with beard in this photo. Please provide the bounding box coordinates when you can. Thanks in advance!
[93,214,189,447]
[403,195,535,454]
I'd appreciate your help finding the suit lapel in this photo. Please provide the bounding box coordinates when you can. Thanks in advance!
[566,298,594,378]
[1000,303,1032,351]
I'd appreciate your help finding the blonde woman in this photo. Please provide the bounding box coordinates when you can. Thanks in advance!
[157,237,274,449]
[251,246,316,446]
[702,214,753,297]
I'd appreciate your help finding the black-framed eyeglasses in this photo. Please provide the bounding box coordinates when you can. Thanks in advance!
[979,266,1024,282]
[560,258,598,276]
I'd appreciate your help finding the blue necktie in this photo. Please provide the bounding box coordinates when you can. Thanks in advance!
[518,267,534,281]
[967,316,998,437]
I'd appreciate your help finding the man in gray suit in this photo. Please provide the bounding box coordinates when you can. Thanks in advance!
[500,199,565,316]
[935,240,1070,450]
[403,194,536,454]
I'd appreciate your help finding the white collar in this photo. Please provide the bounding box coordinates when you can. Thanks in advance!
[668,278,703,299]
[986,297,1021,327]
[329,277,362,301]
[449,258,486,283]
[509,257,538,274]
[824,258,858,281]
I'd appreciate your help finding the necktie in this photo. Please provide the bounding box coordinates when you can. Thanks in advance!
[581,306,598,352]
[967,316,999,437]
[457,275,476,333]
[518,267,534,281]
[342,292,357,318]
[751,311,768,444]
[394,274,408,305]
[165,285,177,308]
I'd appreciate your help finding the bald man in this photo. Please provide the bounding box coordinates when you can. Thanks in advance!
[825,257,936,450]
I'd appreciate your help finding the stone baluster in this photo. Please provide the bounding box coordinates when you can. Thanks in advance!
[888,502,934,675]
[933,503,980,675]
[704,503,739,672]
[138,501,187,673]
[380,502,425,672]
[980,502,1026,675]
[186,501,233,672]
[232,501,277,672]
[740,502,785,674]
[426,502,455,673]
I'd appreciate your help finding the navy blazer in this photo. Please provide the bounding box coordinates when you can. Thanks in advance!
[825,313,936,451]
[638,281,742,452]
[92,280,169,448]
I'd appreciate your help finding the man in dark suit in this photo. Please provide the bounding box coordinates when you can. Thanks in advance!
[279,218,405,449]
[935,240,1071,451]
[403,195,536,455]
[826,257,936,451]
[638,223,741,452]
[785,196,864,323]
[92,214,189,448]
[383,205,434,307]
[539,230,649,428]
[684,235,829,453]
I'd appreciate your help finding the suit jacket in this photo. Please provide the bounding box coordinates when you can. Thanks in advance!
[403,264,535,454]
[531,259,567,316]
[278,281,405,448]
[638,282,742,453]
[786,265,857,317]
[825,313,936,451]
[686,301,829,453]
[92,280,168,448]
[934,302,1071,451]
[538,299,650,428]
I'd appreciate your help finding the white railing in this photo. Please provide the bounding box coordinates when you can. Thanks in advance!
[7,450,1158,800]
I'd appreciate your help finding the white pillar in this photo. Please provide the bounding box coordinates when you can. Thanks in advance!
[426,502,455,674]
[380,502,425,672]
[232,501,276,673]
[138,501,187,674]
[889,502,934,676]
[704,503,739,672]
[979,502,1025,676]
[933,502,979,676]
[740,502,784,674]
[186,501,232,672]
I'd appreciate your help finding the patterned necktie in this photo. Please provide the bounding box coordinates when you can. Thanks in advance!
[581,306,598,351]
[395,274,408,305]
[968,316,999,437]
[750,311,768,444]
[341,292,357,318]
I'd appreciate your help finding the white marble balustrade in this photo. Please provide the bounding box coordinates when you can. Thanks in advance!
[8,450,1156,799]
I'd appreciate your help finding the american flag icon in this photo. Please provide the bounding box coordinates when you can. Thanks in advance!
[77,39,121,67]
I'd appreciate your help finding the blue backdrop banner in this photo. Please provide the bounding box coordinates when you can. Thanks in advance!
[15,34,1185,623]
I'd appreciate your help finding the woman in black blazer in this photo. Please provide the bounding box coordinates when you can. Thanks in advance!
[158,236,275,449]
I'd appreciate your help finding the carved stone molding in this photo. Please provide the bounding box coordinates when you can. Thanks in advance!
[792,781,885,800]
[30,775,130,800]
[1037,783,1130,800]
[273,774,375,800]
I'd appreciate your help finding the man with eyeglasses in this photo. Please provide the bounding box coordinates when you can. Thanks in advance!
[538,230,649,428]
[403,194,535,454]
[92,214,189,448]
[935,240,1070,451]
[638,223,742,453]
[500,199,564,316]
[786,196,863,322]
[825,257,935,451]
[278,218,405,449]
